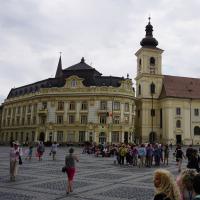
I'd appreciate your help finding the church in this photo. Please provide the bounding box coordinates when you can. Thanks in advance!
[135,18,200,145]
[0,18,200,145]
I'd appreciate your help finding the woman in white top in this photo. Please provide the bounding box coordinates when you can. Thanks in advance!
[10,141,20,181]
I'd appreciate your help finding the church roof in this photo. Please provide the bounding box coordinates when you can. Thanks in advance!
[160,75,200,99]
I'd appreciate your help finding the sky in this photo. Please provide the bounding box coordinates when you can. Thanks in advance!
[0,0,200,104]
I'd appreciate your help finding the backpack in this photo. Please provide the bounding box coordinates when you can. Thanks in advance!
[120,148,127,157]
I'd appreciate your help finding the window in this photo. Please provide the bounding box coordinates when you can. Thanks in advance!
[7,118,10,126]
[16,117,20,125]
[125,103,129,112]
[138,84,141,95]
[150,66,155,74]
[138,59,142,73]
[124,115,129,123]
[194,126,200,135]
[176,107,181,115]
[113,102,120,110]
[150,57,155,66]
[69,101,75,110]
[40,116,46,125]
[22,106,26,114]
[81,101,88,110]
[79,131,85,142]
[194,108,199,116]
[71,80,77,87]
[138,110,140,118]
[21,117,25,125]
[8,108,11,115]
[12,118,15,126]
[151,109,155,117]
[111,131,119,143]
[32,131,35,141]
[176,120,181,128]
[28,104,32,113]
[69,115,75,124]
[67,131,75,142]
[27,117,31,125]
[113,116,120,124]
[150,83,155,94]
[33,104,37,113]
[17,106,21,114]
[81,115,87,124]
[100,101,107,110]
[13,107,16,116]
[100,115,107,124]
[57,131,64,142]
[32,116,36,125]
[57,115,63,124]
[58,101,64,110]
[42,102,47,109]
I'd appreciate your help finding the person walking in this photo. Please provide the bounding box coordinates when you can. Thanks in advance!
[37,141,45,161]
[65,148,79,195]
[175,144,185,173]
[10,141,20,181]
[153,169,181,200]
[50,142,59,160]
[164,144,170,166]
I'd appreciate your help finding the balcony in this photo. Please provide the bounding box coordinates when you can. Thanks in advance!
[38,108,48,115]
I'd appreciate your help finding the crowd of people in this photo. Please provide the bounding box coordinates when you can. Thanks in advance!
[9,140,200,199]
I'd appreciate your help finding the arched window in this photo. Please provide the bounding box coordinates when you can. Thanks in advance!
[138,84,141,95]
[150,57,155,66]
[138,59,142,73]
[176,120,181,128]
[194,126,200,135]
[150,82,155,94]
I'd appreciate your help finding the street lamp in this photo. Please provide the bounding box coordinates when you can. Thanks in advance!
[150,82,155,142]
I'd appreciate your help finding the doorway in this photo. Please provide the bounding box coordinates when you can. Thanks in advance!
[149,132,157,143]
[124,132,128,144]
[176,135,182,145]
[39,132,45,142]
[99,132,106,144]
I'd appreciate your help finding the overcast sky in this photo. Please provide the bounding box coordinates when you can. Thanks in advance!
[0,0,200,103]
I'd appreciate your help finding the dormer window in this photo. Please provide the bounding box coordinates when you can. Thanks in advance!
[71,80,77,88]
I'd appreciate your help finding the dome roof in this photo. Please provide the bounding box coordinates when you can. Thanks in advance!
[140,17,158,48]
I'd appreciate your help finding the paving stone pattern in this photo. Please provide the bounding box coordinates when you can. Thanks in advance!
[0,146,188,200]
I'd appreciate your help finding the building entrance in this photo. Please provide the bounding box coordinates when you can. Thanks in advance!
[176,135,182,144]
[39,132,45,142]
[124,132,128,144]
[149,132,157,143]
[99,132,106,144]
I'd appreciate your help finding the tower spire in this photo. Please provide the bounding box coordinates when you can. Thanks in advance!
[55,54,63,78]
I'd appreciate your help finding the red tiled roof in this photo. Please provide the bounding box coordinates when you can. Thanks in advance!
[160,75,200,99]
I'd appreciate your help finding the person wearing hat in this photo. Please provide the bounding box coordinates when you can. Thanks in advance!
[64,148,79,195]
[10,141,20,181]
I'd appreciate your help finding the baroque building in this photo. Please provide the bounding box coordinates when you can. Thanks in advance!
[135,18,200,145]
[1,18,200,145]
[0,57,136,144]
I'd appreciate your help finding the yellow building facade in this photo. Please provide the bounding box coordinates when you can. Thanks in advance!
[0,57,135,145]
[135,18,200,145]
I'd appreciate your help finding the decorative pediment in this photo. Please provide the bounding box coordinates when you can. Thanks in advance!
[119,79,133,91]
[64,75,85,89]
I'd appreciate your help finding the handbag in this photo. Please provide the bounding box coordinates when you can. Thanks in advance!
[62,166,66,173]
[19,155,23,165]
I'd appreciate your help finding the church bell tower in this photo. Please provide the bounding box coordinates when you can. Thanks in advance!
[135,18,164,143]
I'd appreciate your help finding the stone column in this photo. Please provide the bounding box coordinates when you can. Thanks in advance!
[121,132,124,143]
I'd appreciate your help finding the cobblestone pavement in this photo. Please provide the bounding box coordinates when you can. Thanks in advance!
[0,146,188,200]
